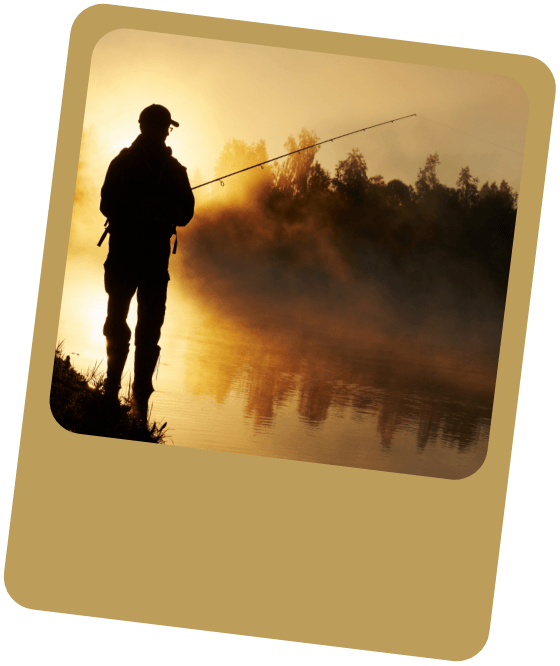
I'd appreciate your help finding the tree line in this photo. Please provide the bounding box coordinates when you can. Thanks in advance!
[187,129,518,301]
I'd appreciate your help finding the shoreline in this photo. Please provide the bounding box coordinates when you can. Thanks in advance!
[50,346,167,444]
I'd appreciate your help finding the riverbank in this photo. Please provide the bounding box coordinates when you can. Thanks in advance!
[50,346,167,444]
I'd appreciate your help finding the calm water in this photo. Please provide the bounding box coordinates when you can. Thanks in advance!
[57,256,495,479]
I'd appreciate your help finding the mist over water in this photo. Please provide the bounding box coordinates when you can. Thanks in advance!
[174,134,512,363]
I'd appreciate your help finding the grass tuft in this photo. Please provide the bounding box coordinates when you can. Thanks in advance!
[50,343,168,444]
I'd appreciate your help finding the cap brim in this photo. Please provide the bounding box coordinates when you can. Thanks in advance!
[170,119,179,127]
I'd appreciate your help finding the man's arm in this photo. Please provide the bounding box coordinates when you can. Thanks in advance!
[166,162,195,227]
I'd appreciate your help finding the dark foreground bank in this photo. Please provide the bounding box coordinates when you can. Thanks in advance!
[50,346,167,444]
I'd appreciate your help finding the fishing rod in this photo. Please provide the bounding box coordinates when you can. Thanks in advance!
[97,113,415,250]
[191,113,417,190]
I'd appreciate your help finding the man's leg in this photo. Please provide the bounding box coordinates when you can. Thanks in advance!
[131,273,169,420]
[103,267,136,401]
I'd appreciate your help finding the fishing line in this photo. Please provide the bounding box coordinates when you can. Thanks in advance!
[416,114,524,156]
[190,112,522,192]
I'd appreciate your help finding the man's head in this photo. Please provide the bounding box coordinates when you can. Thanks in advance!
[139,104,179,142]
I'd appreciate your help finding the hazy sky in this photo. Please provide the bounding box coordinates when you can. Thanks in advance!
[84,29,528,195]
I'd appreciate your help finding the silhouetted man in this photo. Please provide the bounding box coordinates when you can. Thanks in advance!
[100,104,195,421]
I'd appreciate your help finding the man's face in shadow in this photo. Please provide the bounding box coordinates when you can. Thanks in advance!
[140,122,170,143]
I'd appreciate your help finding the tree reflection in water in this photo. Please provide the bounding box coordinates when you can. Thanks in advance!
[182,320,495,456]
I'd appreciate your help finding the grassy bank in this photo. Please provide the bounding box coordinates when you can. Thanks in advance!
[50,346,167,444]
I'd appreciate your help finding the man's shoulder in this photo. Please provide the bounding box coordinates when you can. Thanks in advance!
[165,146,183,167]
[107,147,133,169]
[166,153,188,174]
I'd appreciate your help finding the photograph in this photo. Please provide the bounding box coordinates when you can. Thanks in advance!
[52,28,527,480]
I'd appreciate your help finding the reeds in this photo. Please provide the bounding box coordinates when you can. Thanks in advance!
[50,343,168,444]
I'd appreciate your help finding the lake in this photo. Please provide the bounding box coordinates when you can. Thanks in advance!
[57,255,495,479]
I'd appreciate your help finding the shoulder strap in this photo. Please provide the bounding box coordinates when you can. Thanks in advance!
[97,220,109,247]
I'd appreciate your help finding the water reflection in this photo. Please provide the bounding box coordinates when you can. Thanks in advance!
[57,258,495,479]
[181,320,495,454]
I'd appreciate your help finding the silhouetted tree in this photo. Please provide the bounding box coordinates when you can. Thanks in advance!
[415,153,440,198]
[412,153,444,242]
[468,179,517,292]
[307,162,332,195]
[185,132,518,303]
[456,166,479,209]
[384,179,417,256]
[385,179,412,208]
[333,148,369,205]
[214,138,273,201]
[272,129,320,199]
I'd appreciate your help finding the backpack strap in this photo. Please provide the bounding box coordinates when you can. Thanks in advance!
[97,220,110,247]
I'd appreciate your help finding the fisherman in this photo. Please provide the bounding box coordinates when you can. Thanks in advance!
[100,104,195,422]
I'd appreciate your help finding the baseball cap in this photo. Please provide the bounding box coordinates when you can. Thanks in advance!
[139,104,179,128]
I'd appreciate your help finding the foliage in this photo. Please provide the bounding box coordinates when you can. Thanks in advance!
[456,166,479,208]
[50,345,167,443]
[187,131,518,300]
[214,138,273,201]
[272,129,320,199]
[333,148,370,205]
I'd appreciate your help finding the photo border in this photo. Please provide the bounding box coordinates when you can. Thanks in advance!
[5,4,555,660]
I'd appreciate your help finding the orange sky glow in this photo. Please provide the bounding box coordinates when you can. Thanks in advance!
[82,29,528,201]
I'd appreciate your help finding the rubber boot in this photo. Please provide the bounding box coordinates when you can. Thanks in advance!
[130,345,161,424]
[103,341,130,403]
